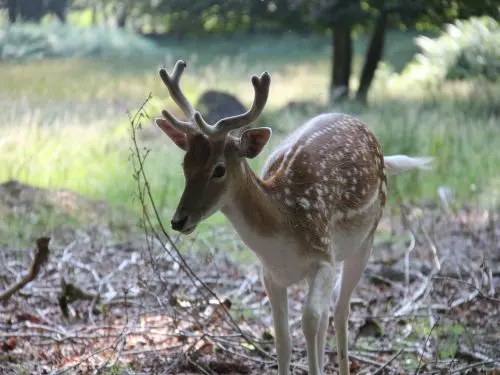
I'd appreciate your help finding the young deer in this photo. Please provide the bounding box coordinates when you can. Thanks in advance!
[155,60,432,375]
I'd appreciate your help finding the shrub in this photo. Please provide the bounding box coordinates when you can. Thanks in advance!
[404,16,500,83]
[0,22,163,61]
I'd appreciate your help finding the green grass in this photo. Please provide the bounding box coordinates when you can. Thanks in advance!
[1,30,499,248]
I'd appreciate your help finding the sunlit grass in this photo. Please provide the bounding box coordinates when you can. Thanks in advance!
[0,31,499,249]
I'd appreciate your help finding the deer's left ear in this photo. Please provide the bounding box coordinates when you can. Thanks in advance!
[239,127,272,159]
[155,118,188,151]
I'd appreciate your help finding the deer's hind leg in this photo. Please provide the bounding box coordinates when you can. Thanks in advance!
[332,232,374,375]
[302,261,336,375]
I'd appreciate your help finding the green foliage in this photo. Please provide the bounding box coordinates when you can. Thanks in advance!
[0,22,162,61]
[436,323,465,359]
[410,16,500,82]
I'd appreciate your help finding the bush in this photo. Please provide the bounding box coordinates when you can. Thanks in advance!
[0,22,163,61]
[405,16,500,83]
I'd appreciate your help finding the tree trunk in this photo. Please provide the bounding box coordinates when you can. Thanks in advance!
[91,3,97,25]
[330,25,352,103]
[50,0,68,23]
[18,0,44,22]
[116,10,127,28]
[247,1,263,35]
[7,0,17,23]
[355,12,388,104]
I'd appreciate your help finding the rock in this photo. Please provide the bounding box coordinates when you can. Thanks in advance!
[282,100,325,116]
[195,90,246,124]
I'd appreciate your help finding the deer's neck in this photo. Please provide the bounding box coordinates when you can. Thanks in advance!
[221,160,285,247]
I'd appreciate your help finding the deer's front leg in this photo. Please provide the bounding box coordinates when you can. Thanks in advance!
[262,270,291,375]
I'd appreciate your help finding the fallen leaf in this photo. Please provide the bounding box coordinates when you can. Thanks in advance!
[16,313,42,324]
[1,337,16,352]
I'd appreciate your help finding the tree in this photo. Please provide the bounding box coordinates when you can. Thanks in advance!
[326,0,359,102]
[302,0,500,104]
[2,0,69,23]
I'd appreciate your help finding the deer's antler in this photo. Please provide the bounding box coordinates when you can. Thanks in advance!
[159,60,271,138]
[158,60,198,134]
[193,72,271,138]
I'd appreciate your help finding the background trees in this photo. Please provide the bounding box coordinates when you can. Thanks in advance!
[1,0,498,102]
[2,0,69,22]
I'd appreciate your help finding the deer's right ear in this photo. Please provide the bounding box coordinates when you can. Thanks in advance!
[155,118,188,151]
[239,127,272,159]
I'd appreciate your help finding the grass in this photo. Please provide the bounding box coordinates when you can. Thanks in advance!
[1,28,499,248]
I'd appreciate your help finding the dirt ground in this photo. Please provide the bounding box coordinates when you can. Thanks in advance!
[0,179,499,375]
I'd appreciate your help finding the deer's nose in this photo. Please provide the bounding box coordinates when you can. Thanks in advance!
[171,214,189,231]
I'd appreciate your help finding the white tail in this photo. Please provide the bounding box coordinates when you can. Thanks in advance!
[154,60,433,375]
[384,155,433,176]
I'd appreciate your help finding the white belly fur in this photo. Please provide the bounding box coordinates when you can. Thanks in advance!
[255,237,314,287]
[222,207,318,287]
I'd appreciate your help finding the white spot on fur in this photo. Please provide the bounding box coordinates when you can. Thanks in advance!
[298,197,310,209]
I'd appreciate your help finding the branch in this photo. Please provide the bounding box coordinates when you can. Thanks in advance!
[0,237,50,301]
[371,349,404,375]
[128,95,274,361]
[414,316,440,374]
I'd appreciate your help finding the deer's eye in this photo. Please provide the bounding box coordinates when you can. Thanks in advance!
[212,164,226,179]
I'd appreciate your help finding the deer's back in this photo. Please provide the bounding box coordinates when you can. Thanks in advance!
[261,113,387,257]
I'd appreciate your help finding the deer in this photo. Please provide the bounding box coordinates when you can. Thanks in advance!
[154,60,432,375]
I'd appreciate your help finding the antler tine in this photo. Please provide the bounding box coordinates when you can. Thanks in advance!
[193,72,271,138]
[158,60,198,133]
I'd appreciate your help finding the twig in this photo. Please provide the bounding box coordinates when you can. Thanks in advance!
[420,222,441,271]
[371,349,404,375]
[211,338,275,366]
[54,343,117,375]
[0,237,50,301]
[184,354,215,375]
[433,276,500,303]
[348,352,387,368]
[450,360,499,374]
[394,270,434,316]
[456,345,500,364]
[414,317,440,374]
[404,230,416,298]
[128,96,273,360]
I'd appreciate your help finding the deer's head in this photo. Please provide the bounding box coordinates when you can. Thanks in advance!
[155,60,272,234]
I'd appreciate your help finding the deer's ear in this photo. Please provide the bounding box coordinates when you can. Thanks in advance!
[155,118,188,151]
[239,127,272,159]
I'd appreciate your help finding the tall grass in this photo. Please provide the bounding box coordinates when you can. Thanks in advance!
[1,31,499,249]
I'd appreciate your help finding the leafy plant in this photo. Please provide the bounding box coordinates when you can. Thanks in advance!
[0,22,162,61]
[409,16,500,82]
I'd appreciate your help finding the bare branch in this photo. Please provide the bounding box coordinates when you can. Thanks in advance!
[414,317,440,374]
[0,237,50,301]
[371,349,404,375]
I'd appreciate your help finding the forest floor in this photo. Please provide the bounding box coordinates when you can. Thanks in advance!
[0,179,499,375]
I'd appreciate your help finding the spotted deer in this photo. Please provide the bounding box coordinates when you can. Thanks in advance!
[155,60,432,375]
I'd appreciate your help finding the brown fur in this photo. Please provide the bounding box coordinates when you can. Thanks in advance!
[172,113,386,258]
